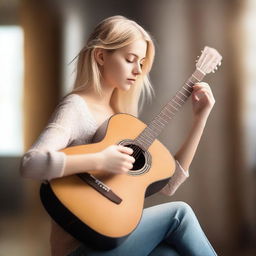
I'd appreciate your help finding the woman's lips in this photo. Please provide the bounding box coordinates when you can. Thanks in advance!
[127,78,136,83]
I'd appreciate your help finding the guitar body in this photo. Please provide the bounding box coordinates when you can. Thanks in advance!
[40,113,176,250]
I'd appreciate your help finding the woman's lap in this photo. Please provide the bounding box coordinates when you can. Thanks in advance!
[68,201,216,256]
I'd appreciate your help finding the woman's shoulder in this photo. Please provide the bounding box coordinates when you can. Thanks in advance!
[46,93,94,126]
[47,94,79,120]
[58,93,82,107]
[56,93,97,128]
[55,93,90,115]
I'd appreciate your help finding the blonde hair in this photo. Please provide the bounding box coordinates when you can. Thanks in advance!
[69,15,155,117]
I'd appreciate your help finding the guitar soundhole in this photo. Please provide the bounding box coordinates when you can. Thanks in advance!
[126,144,145,171]
[118,140,151,176]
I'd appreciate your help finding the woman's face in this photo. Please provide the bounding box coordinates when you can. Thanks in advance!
[100,39,147,91]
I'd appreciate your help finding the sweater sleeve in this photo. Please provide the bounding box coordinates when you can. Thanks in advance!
[19,97,78,181]
[160,160,189,196]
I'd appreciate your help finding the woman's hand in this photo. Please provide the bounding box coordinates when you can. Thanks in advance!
[191,82,215,122]
[96,145,135,174]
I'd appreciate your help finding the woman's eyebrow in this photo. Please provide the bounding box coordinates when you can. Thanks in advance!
[128,53,146,60]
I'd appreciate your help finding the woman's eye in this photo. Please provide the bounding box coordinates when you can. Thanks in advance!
[126,59,143,68]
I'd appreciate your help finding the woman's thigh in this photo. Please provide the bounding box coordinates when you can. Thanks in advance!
[148,242,180,256]
[69,202,185,256]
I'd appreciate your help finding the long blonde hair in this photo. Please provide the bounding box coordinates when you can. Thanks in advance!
[69,15,156,117]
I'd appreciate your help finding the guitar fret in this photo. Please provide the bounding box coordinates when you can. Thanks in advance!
[170,100,181,109]
[183,91,192,97]
[141,135,153,145]
[188,78,195,83]
[143,129,155,139]
[158,114,169,123]
[192,74,200,81]
[176,95,185,103]
[143,128,155,139]
[165,106,176,115]
[178,91,188,98]
[150,123,162,133]
[156,116,166,125]
[148,125,159,135]
[152,124,162,134]
[147,127,158,138]
[163,108,176,116]
[138,138,149,146]
[185,82,192,88]
[183,87,192,93]
[152,120,164,129]
[184,83,193,89]
[153,119,162,128]
[138,131,149,141]
[142,132,154,142]
[139,134,152,145]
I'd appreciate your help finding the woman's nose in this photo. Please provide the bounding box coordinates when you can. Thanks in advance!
[133,62,142,75]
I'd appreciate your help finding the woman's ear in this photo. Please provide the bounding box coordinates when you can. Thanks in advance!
[94,48,105,66]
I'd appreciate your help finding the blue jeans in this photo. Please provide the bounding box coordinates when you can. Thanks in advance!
[69,201,217,256]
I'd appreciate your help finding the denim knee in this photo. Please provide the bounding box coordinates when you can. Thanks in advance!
[172,201,194,220]
[164,201,196,236]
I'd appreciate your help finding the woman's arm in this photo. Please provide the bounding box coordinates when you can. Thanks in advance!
[20,96,135,181]
[19,96,98,181]
[174,82,215,171]
[160,82,215,196]
[174,118,207,171]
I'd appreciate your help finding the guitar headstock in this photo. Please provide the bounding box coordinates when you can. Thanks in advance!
[196,46,222,74]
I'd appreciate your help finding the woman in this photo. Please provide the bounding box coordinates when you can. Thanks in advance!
[20,15,217,256]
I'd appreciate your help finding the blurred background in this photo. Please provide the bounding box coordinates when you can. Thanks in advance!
[0,0,256,255]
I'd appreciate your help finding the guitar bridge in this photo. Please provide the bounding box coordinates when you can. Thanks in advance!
[77,173,122,205]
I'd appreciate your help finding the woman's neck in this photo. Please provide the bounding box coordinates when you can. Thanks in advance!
[81,86,114,108]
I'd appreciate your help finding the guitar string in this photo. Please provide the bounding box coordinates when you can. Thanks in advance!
[130,79,195,160]
[128,70,203,165]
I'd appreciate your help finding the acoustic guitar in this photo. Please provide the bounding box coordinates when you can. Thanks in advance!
[40,46,222,250]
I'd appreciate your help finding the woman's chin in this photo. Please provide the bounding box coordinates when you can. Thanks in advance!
[119,84,131,91]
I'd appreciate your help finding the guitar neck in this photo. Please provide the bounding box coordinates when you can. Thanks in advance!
[136,68,205,150]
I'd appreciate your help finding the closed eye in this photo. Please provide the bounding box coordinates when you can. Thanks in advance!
[126,59,143,68]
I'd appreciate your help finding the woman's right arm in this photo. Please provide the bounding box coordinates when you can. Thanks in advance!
[20,98,135,181]
[20,141,134,180]
[19,98,96,181]
[64,145,134,176]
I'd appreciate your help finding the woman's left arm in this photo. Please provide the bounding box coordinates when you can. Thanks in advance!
[174,82,215,171]
[160,82,215,196]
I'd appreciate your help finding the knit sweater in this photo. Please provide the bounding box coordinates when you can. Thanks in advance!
[19,93,189,256]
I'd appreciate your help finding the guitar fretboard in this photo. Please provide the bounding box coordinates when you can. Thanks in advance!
[136,68,205,150]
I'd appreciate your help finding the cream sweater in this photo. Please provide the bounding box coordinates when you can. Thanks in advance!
[19,93,189,256]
